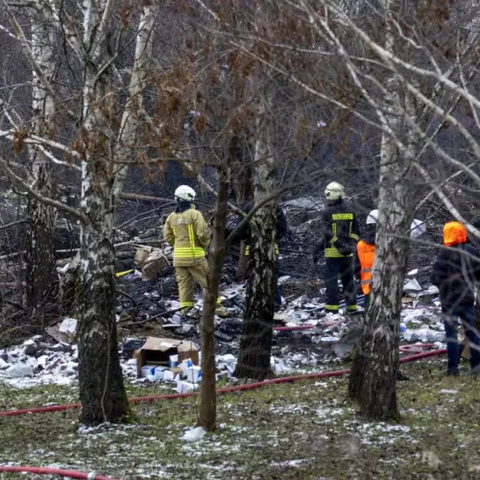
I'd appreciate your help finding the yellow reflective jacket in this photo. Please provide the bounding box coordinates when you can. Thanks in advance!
[164,207,210,267]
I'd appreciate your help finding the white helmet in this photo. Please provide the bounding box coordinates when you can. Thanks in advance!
[324,182,345,201]
[175,185,196,202]
[366,209,379,225]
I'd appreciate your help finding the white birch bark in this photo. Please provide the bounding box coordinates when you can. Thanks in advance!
[76,0,129,425]
[25,7,59,314]
[348,0,418,420]
[235,94,278,380]
[112,5,156,203]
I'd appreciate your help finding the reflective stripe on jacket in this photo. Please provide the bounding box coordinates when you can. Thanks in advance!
[357,240,375,295]
[319,201,360,258]
[164,208,210,267]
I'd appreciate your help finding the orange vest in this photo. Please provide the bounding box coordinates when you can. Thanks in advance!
[357,240,375,295]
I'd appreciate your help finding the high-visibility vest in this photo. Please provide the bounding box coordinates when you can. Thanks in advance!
[357,240,375,295]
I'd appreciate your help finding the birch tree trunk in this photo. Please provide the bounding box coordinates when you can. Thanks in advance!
[112,5,156,205]
[76,0,129,425]
[25,12,58,318]
[348,84,417,421]
[235,102,278,381]
[230,135,253,282]
[77,123,129,425]
[199,163,229,432]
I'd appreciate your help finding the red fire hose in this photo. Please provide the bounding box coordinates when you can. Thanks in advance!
[399,343,436,353]
[0,465,114,479]
[273,324,315,331]
[0,348,446,418]
[0,349,446,479]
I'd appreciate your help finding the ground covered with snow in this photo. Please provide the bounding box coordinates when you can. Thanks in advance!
[1,358,480,479]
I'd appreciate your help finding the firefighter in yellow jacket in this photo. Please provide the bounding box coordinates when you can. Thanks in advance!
[164,185,225,316]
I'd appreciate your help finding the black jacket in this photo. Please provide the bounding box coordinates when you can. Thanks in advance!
[236,201,287,244]
[314,199,360,259]
[431,243,480,310]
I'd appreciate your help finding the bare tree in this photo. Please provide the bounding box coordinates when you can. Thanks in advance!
[0,0,160,424]
[235,83,279,380]
[214,0,480,417]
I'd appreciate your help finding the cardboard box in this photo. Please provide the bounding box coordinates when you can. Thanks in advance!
[134,247,154,266]
[135,337,199,378]
[186,366,202,383]
[142,250,171,279]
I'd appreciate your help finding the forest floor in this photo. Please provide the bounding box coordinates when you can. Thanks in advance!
[1,357,479,479]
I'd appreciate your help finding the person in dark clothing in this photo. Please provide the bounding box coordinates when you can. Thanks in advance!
[237,201,288,306]
[354,209,378,311]
[431,221,480,376]
[314,182,360,314]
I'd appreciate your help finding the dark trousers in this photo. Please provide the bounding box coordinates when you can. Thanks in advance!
[276,284,282,306]
[443,304,480,372]
[275,261,281,306]
[325,256,357,313]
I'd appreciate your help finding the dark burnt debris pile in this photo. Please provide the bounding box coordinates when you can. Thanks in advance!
[0,195,448,388]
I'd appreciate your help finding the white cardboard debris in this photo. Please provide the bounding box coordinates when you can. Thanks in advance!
[59,317,78,334]
[0,358,9,370]
[404,279,423,293]
[176,380,198,394]
[181,426,206,442]
[185,366,202,383]
[426,285,439,295]
[410,219,427,239]
[5,364,34,378]
[0,274,447,390]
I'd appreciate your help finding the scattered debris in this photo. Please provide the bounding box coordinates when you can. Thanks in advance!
[404,279,423,294]
[0,234,448,389]
[134,337,199,378]
[180,426,206,442]
[46,317,78,344]
[439,389,458,395]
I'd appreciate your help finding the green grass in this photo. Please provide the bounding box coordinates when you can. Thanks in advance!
[1,359,480,479]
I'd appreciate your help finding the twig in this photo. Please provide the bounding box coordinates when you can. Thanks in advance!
[119,307,183,327]
[0,219,29,231]
[4,299,25,310]
[116,289,137,306]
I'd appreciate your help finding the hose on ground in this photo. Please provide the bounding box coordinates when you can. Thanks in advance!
[0,349,447,479]
[0,348,446,418]
[0,465,113,479]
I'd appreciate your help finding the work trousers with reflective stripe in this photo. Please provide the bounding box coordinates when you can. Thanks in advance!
[175,259,221,311]
[324,256,357,313]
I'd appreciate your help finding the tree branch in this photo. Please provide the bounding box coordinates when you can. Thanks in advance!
[0,156,88,223]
